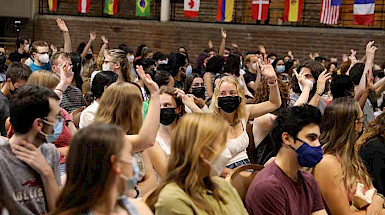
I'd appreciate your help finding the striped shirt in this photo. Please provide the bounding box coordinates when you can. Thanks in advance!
[60,86,85,113]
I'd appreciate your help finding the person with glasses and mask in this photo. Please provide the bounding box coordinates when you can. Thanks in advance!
[29,41,52,72]
[0,85,61,215]
[0,62,31,136]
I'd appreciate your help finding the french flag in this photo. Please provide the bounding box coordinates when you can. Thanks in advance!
[354,0,375,25]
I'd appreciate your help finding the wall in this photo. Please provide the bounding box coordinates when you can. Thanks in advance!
[34,14,385,65]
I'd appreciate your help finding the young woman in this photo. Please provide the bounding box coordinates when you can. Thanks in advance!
[103,49,133,83]
[146,113,248,215]
[52,124,152,215]
[94,78,158,198]
[210,61,281,169]
[355,112,385,195]
[313,98,385,215]
[184,73,209,112]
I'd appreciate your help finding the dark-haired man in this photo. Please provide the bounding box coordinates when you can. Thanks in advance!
[246,105,327,215]
[0,85,61,214]
[0,62,31,136]
[10,38,30,62]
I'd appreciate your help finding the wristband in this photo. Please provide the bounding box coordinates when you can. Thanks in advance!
[55,88,64,93]
[268,79,277,85]
[133,186,140,198]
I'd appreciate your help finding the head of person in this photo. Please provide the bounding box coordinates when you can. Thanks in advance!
[54,124,138,214]
[10,85,60,143]
[184,73,205,99]
[118,44,134,63]
[31,41,50,65]
[320,97,371,190]
[135,44,147,58]
[70,53,84,90]
[159,86,185,126]
[270,105,322,167]
[0,47,6,66]
[16,38,29,53]
[223,54,241,77]
[244,54,259,73]
[51,52,72,76]
[283,55,291,63]
[103,49,133,82]
[267,53,277,64]
[134,58,156,79]
[339,59,351,75]
[4,62,31,96]
[356,112,385,152]
[326,62,338,74]
[141,47,153,59]
[153,52,164,65]
[314,56,327,68]
[224,47,231,58]
[210,76,246,124]
[154,70,174,88]
[95,82,142,134]
[77,42,94,61]
[349,63,365,86]
[168,52,187,78]
[330,75,354,99]
[271,58,286,74]
[205,55,223,74]
[90,71,118,101]
[255,78,290,109]
[146,113,230,213]
[178,47,187,55]
[27,70,60,90]
[290,60,323,95]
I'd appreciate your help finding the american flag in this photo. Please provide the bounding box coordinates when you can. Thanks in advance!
[320,0,341,25]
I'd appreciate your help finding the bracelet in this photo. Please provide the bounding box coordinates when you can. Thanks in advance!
[316,92,323,97]
[133,186,140,198]
[55,88,64,93]
[268,79,277,85]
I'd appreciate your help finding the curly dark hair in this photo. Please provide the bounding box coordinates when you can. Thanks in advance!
[254,77,290,109]
[289,60,324,96]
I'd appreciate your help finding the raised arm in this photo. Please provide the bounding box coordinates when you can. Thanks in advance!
[56,19,72,53]
[54,61,73,98]
[175,88,203,113]
[81,32,96,60]
[309,70,331,108]
[358,42,377,95]
[246,62,281,119]
[127,66,160,152]
[97,36,109,68]
[204,72,214,98]
[219,28,226,56]
[292,69,311,106]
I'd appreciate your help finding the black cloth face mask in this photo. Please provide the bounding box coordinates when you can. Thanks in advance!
[218,96,241,113]
[160,108,177,126]
[191,87,205,99]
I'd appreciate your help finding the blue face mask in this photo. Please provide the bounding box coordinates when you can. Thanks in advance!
[121,161,139,191]
[186,65,193,76]
[277,65,285,73]
[41,117,63,143]
[290,137,323,167]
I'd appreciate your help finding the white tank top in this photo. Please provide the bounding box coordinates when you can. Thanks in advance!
[226,119,249,165]
[156,135,171,158]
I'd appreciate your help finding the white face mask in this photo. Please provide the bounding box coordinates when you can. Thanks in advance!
[127,55,135,63]
[209,148,232,176]
[252,63,258,71]
[270,59,275,64]
[102,63,110,71]
[38,53,49,64]
[24,44,30,52]
[298,79,314,91]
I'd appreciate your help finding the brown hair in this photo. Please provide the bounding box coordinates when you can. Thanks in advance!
[160,86,185,115]
[27,70,60,89]
[355,112,385,151]
[146,113,229,214]
[31,41,47,54]
[50,52,71,66]
[94,82,143,134]
[106,49,133,82]
[254,77,290,109]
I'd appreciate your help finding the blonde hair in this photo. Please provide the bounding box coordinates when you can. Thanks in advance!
[210,76,246,125]
[94,82,143,134]
[320,97,372,190]
[107,49,133,82]
[27,70,60,89]
[146,113,229,214]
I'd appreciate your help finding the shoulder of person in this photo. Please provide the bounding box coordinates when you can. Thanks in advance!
[157,183,192,203]
[362,135,385,149]
[39,143,60,157]
[127,198,153,215]
[313,154,342,178]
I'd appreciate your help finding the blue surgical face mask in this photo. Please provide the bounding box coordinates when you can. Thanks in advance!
[277,65,285,73]
[41,117,63,143]
[290,137,323,167]
[186,65,193,76]
[120,161,139,191]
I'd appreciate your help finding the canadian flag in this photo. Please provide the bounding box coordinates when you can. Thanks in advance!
[184,0,200,18]
[78,0,90,13]
[251,0,270,20]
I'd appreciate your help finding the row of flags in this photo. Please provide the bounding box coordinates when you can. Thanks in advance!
[48,0,375,25]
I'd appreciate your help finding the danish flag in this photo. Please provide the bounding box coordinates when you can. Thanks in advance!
[252,0,270,20]
[184,0,200,18]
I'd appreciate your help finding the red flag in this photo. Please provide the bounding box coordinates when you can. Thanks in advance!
[78,0,90,13]
[184,0,200,18]
[251,0,270,20]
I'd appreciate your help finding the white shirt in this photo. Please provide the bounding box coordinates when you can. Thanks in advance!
[79,101,99,128]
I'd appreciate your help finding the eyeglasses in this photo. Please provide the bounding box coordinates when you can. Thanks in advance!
[37,52,49,55]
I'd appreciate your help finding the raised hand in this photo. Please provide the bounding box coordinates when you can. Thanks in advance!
[316,70,332,95]
[175,89,196,108]
[56,18,68,33]
[136,65,159,95]
[350,49,357,57]
[260,60,277,83]
[59,61,74,86]
[294,69,310,89]
[259,44,266,54]
[288,50,294,58]
[101,35,109,44]
[89,32,96,41]
[366,41,377,55]
[50,44,57,54]
[208,40,213,49]
[221,28,227,39]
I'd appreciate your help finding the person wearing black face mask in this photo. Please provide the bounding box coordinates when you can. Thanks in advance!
[184,74,209,113]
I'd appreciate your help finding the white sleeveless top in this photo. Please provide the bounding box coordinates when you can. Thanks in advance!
[156,135,171,158]
[226,119,249,165]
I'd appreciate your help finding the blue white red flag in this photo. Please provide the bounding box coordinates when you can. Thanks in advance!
[354,0,375,25]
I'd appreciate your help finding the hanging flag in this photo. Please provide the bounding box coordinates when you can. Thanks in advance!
[78,0,90,13]
[184,0,200,18]
[104,0,118,15]
[284,0,303,22]
[251,0,270,20]
[48,0,58,12]
[216,0,235,22]
[354,0,375,25]
[136,0,151,16]
[320,0,341,24]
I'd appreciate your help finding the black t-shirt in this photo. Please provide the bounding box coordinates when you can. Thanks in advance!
[9,51,29,62]
[243,70,257,95]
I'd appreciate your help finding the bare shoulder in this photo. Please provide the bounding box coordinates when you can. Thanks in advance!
[130,198,154,215]
[313,154,342,179]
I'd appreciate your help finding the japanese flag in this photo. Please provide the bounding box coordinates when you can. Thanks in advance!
[184,0,200,18]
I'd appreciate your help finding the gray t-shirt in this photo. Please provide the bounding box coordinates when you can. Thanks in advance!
[289,93,327,114]
[0,92,9,136]
[0,141,61,215]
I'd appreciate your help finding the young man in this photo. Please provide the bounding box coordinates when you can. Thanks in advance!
[29,41,51,72]
[0,62,31,136]
[245,105,327,215]
[9,38,30,62]
[0,85,61,214]
[243,54,261,95]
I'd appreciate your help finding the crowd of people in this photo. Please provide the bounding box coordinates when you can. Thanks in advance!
[0,18,384,215]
